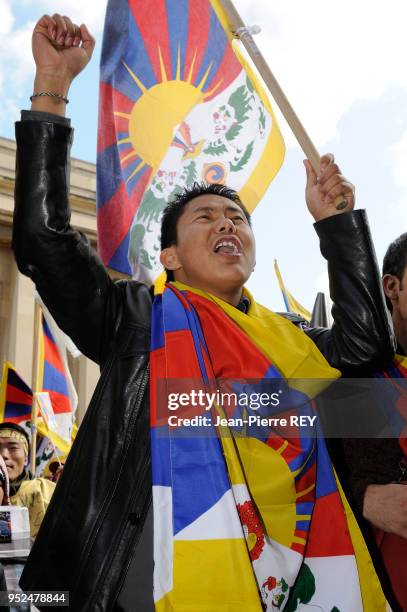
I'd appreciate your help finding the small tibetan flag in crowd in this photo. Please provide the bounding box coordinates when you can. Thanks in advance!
[0,362,33,425]
[38,307,77,447]
[274,259,311,322]
[98,0,285,281]
[40,316,72,416]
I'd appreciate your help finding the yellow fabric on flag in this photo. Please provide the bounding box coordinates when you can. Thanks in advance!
[37,420,71,456]
[210,0,285,212]
[274,260,311,321]
[156,540,262,611]
[174,282,339,397]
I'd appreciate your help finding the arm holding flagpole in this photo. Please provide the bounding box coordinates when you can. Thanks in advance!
[217,0,394,371]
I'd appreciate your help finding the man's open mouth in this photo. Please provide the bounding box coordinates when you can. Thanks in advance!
[213,238,242,256]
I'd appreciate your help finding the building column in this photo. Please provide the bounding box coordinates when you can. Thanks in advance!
[6,260,35,386]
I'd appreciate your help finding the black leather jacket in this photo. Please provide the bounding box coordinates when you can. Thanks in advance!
[12,119,394,611]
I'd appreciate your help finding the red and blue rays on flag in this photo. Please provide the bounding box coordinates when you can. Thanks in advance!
[0,362,33,424]
[97,0,243,274]
[39,315,72,416]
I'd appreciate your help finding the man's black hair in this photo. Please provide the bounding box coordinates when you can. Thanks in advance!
[0,422,30,446]
[383,232,407,310]
[160,182,251,281]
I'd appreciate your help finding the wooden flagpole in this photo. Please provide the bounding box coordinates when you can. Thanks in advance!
[30,300,42,474]
[219,0,346,205]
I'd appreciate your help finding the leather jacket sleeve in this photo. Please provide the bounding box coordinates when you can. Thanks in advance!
[305,211,395,374]
[13,119,123,365]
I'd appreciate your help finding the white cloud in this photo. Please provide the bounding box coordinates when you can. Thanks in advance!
[389,129,407,187]
[0,0,108,127]
[0,0,14,34]
[315,269,329,295]
[388,129,407,225]
[21,0,108,33]
[233,0,407,148]
[0,18,34,105]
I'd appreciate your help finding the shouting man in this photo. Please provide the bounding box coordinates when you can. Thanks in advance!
[0,423,55,539]
[12,14,394,612]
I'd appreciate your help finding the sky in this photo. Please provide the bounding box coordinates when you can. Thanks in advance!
[2,0,407,313]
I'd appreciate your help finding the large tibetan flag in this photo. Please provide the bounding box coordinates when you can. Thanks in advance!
[37,309,77,452]
[274,259,311,322]
[0,362,33,425]
[98,0,285,280]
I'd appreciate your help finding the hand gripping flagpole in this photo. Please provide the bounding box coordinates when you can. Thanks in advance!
[218,0,347,209]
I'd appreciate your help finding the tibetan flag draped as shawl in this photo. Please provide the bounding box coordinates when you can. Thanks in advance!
[98,0,285,280]
[150,283,387,611]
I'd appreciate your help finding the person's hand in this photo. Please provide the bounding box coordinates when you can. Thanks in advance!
[33,14,95,84]
[31,14,95,113]
[363,483,407,538]
[50,464,64,483]
[304,154,355,222]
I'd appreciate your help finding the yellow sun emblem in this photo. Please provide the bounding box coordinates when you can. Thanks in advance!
[114,47,223,184]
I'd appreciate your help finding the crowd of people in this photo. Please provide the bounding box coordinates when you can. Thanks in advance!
[1,11,405,612]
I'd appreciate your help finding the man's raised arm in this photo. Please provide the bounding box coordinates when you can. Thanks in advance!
[13,15,122,365]
[303,156,395,373]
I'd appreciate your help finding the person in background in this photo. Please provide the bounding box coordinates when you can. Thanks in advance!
[0,437,23,611]
[341,232,407,611]
[0,455,10,507]
[0,423,55,539]
[47,460,64,484]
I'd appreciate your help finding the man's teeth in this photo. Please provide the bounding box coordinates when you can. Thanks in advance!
[215,241,240,254]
